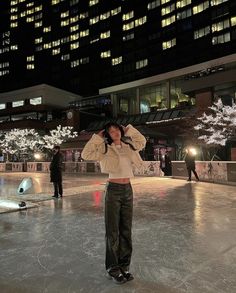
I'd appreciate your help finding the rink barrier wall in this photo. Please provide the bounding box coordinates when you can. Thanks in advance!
[0,161,236,184]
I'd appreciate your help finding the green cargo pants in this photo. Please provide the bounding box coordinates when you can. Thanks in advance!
[104,182,133,273]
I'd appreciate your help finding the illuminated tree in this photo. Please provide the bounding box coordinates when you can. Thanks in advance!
[0,126,78,161]
[42,125,78,150]
[0,128,42,160]
[194,99,236,146]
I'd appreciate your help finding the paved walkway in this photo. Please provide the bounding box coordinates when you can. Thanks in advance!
[0,173,236,293]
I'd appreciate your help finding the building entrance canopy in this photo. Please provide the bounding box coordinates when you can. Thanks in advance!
[85,107,195,132]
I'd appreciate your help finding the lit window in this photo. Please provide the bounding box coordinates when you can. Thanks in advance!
[27,64,35,70]
[100,31,110,39]
[70,42,79,50]
[71,60,80,68]
[13,101,24,107]
[52,48,60,55]
[176,0,191,9]
[89,0,99,6]
[61,20,70,26]
[43,26,51,32]
[10,15,18,20]
[51,0,60,5]
[161,0,171,4]
[90,16,99,25]
[101,50,111,58]
[10,22,18,28]
[61,11,69,18]
[20,11,26,17]
[35,5,42,12]
[136,59,148,69]
[3,31,10,37]
[100,11,110,20]
[135,16,147,27]
[10,1,18,6]
[35,37,43,44]
[0,70,10,76]
[11,7,18,13]
[10,45,18,50]
[0,62,9,69]
[43,43,52,49]
[70,33,79,41]
[35,21,43,28]
[212,32,230,44]
[212,19,230,32]
[193,1,209,15]
[194,26,210,39]
[111,7,121,16]
[27,55,34,62]
[123,21,134,31]
[162,38,176,50]
[122,11,134,21]
[231,16,236,26]
[0,48,10,54]
[70,25,79,32]
[30,97,42,105]
[0,103,6,110]
[26,16,34,22]
[80,12,88,19]
[161,4,175,16]
[211,0,228,6]
[112,56,122,65]
[26,9,34,15]
[26,2,34,7]
[70,16,79,23]
[80,30,89,37]
[147,0,160,10]
[52,40,60,46]
[162,15,176,27]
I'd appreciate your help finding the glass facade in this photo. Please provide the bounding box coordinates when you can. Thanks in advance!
[170,80,196,108]
[140,84,167,113]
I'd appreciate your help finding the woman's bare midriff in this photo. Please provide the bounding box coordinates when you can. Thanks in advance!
[108,178,130,184]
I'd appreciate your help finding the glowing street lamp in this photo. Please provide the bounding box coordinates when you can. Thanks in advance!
[189,148,197,156]
[34,153,41,160]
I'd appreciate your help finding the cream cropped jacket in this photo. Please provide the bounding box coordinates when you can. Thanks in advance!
[81,124,146,174]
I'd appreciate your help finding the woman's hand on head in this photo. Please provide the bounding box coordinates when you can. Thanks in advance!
[97,129,105,138]
[121,125,129,134]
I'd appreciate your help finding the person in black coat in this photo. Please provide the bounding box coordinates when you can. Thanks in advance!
[50,145,63,198]
[185,148,199,181]
[160,151,172,176]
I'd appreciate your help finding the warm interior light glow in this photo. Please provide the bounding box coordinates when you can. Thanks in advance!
[34,153,41,160]
[189,148,197,155]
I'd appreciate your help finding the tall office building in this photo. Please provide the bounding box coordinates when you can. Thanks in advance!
[0,0,236,96]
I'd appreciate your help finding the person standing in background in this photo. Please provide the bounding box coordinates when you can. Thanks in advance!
[160,150,172,176]
[185,148,199,182]
[50,145,63,198]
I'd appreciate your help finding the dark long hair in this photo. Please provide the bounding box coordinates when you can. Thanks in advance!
[103,122,136,153]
